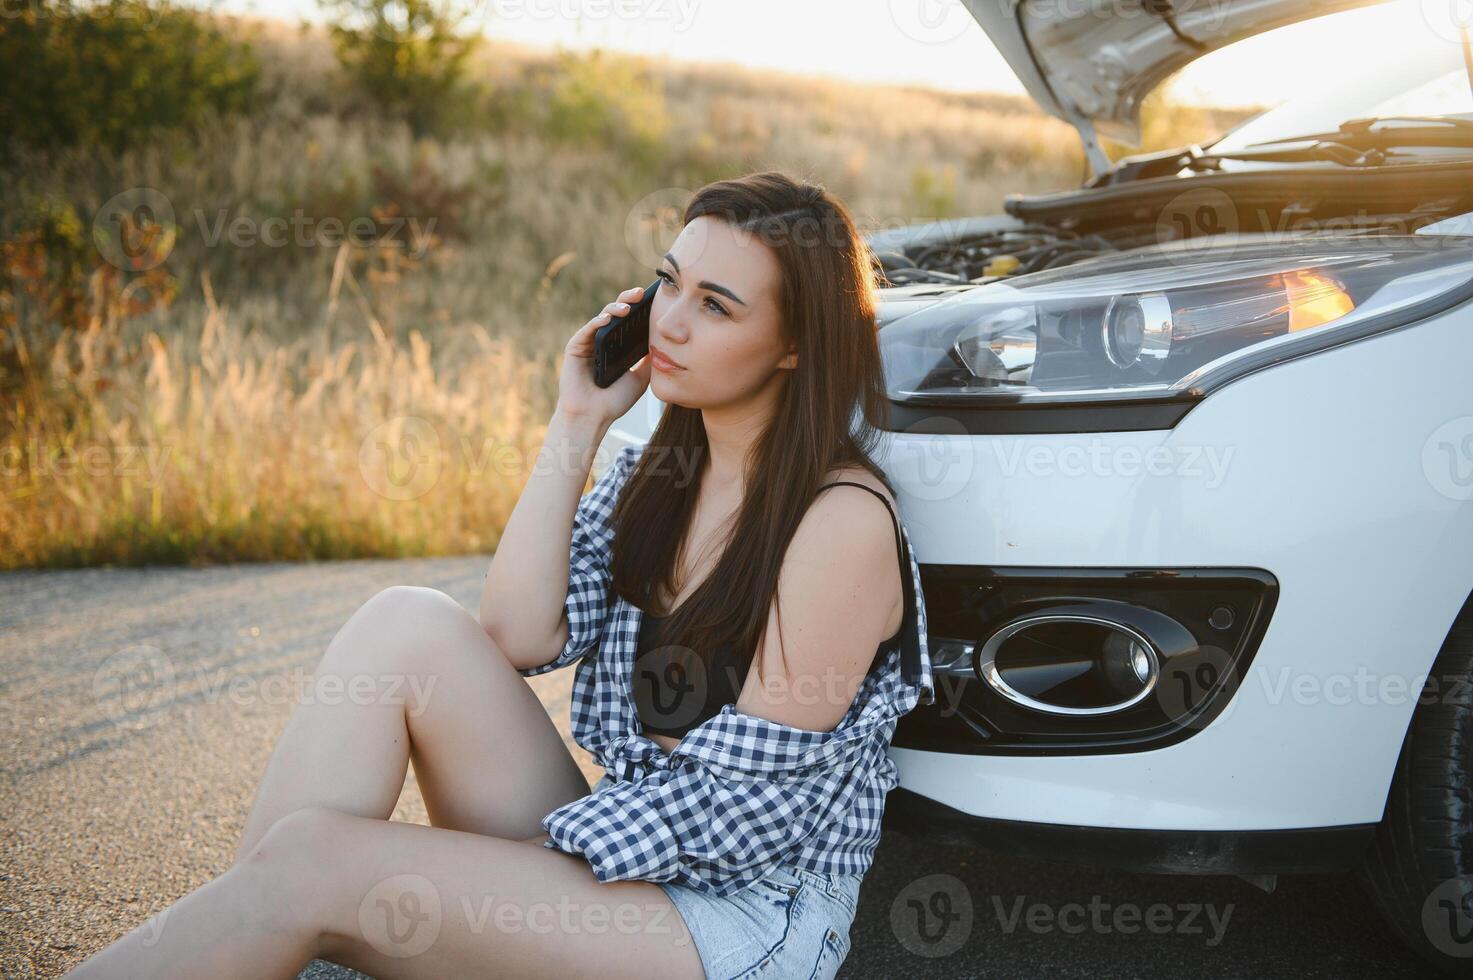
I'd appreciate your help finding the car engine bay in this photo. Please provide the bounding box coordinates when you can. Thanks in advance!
[873,166,1473,290]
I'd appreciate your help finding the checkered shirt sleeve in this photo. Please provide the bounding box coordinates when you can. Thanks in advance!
[515,443,637,678]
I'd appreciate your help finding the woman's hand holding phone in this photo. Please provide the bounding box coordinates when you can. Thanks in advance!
[556,284,653,427]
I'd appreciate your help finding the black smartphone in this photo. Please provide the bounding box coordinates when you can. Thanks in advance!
[593,277,662,388]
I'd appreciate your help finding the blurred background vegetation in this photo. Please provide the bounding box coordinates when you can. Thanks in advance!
[0,0,1255,570]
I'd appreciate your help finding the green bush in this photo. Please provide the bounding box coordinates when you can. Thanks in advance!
[0,0,261,156]
[319,0,480,136]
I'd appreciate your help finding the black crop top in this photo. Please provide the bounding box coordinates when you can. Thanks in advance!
[631,480,912,739]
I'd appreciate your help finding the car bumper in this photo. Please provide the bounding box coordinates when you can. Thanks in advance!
[877,297,1473,833]
[880,788,1377,875]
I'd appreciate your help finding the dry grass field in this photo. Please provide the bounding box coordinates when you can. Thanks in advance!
[0,16,1254,570]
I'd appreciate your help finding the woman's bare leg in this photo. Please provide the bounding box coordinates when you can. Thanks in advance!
[66,832,318,980]
[234,584,590,858]
[68,807,704,980]
[66,584,651,978]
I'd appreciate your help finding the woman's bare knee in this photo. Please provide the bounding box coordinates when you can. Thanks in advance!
[320,586,500,704]
[244,805,350,870]
[230,806,354,951]
[356,585,473,639]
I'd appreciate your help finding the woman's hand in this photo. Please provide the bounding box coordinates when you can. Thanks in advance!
[555,284,655,427]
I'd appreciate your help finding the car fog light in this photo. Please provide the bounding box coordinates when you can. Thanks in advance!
[977,615,1161,716]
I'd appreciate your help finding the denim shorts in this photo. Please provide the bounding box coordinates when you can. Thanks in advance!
[591,774,863,979]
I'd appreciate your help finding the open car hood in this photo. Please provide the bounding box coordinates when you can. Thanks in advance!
[961,0,1394,171]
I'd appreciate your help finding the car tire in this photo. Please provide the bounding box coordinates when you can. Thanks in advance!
[1357,591,1473,977]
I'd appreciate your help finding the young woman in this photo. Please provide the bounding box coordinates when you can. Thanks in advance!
[68,170,934,980]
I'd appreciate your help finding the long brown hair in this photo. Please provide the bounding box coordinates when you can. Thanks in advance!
[609,170,895,672]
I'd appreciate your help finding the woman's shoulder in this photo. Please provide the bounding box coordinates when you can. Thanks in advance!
[815,465,897,512]
[797,466,902,568]
[805,465,906,594]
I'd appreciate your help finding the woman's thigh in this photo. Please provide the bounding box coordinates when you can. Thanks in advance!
[357,585,591,838]
[266,808,704,980]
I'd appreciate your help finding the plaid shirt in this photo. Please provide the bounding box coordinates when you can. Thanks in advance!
[517,442,935,897]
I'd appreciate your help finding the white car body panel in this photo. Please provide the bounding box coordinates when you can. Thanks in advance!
[604,297,1473,831]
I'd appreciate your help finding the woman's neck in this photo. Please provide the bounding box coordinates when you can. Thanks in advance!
[697,374,785,488]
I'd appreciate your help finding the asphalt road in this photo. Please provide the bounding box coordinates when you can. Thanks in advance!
[0,557,1439,977]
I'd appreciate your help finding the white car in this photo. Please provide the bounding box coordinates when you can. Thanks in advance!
[606,1,1473,973]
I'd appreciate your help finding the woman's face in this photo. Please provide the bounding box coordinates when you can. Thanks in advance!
[647,215,797,410]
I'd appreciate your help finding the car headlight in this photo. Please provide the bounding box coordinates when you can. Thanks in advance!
[881,236,1473,406]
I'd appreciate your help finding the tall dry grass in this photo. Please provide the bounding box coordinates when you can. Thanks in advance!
[3,256,555,567]
[0,20,1252,569]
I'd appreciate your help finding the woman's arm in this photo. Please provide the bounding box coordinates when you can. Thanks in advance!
[479,410,610,671]
[480,283,655,670]
[731,483,904,730]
